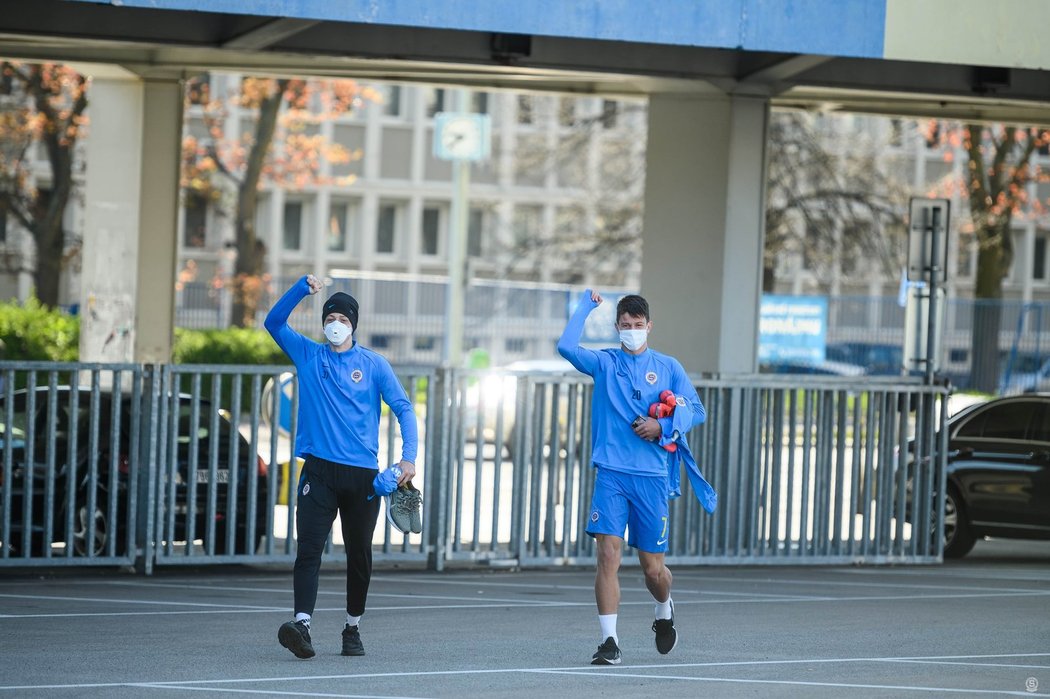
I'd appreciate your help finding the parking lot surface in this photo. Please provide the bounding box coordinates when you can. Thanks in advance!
[1,538,1048,698]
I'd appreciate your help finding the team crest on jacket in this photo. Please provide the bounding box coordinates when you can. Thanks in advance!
[676,395,687,407]
[645,371,658,385]
[351,369,363,383]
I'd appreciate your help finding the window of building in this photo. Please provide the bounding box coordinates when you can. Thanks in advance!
[283,201,303,251]
[183,192,208,248]
[924,121,941,149]
[421,206,441,256]
[505,338,526,353]
[517,95,534,125]
[0,210,7,244]
[370,334,392,349]
[512,205,542,246]
[425,88,446,118]
[471,91,489,115]
[376,203,399,254]
[889,118,904,147]
[414,336,436,351]
[601,100,618,128]
[381,85,402,117]
[467,207,485,257]
[328,201,351,252]
[558,97,576,127]
[1034,233,1048,281]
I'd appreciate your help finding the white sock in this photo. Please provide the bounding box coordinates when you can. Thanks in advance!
[598,613,618,642]
[346,613,362,628]
[654,596,672,620]
[294,613,311,626]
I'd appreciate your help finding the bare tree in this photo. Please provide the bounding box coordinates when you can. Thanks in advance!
[182,74,371,326]
[493,98,645,287]
[764,111,909,292]
[924,121,1049,391]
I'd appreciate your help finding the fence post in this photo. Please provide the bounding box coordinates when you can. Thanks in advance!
[134,364,161,575]
[425,368,452,571]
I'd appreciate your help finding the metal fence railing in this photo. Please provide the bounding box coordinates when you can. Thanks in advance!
[0,361,948,572]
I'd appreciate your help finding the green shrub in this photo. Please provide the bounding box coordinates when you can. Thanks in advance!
[172,327,289,366]
[0,297,80,362]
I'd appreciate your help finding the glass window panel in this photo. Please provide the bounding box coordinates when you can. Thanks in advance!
[421,207,440,256]
[328,202,348,252]
[282,201,303,251]
[376,204,397,254]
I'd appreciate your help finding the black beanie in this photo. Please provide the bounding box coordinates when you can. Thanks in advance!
[322,292,359,332]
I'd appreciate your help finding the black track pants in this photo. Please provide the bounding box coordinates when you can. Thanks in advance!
[292,455,380,617]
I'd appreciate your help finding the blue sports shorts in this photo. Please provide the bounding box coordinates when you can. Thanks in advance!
[586,467,670,553]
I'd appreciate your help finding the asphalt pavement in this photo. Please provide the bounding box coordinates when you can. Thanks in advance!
[0,538,1048,698]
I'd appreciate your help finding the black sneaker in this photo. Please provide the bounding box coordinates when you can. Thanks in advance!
[278,620,315,659]
[341,624,365,656]
[652,600,677,655]
[591,636,622,665]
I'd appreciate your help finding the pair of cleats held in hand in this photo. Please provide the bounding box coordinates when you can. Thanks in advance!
[647,390,678,453]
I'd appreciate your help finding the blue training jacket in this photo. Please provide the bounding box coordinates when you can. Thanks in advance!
[264,276,418,469]
[557,290,706,477]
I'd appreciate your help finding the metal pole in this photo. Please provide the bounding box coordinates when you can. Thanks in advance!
[442,89,470,367]
[925,207,940,385]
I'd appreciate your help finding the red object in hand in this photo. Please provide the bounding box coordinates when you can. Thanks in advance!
[649,402,674,419]
[648,392,678,452]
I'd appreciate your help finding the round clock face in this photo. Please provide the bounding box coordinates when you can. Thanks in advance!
[441,116,482,159]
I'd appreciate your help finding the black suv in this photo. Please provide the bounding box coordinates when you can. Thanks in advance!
[920,395,1050,557]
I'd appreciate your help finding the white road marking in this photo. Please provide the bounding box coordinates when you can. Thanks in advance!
[2,653,1047,692]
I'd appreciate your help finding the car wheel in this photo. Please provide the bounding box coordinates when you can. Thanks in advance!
[942,485,976,559]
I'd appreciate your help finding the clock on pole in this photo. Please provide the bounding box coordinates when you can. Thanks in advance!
[434,112,491,161]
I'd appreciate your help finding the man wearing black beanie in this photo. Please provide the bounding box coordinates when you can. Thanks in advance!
[265,274,418,659]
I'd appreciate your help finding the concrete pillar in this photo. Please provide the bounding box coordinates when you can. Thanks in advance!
[640,94,769,374]
[79,70,183,364]
[135,78,183,362]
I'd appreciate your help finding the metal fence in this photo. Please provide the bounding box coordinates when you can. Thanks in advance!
[0,361,947,572]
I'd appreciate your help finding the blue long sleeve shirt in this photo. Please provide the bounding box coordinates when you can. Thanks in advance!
[557,291,706,477]
[264,276,418,469]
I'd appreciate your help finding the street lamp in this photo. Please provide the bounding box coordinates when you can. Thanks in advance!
[433,91,491,367]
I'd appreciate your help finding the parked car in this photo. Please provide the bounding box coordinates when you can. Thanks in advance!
[0,386,269,557]
[906,394,1050,557]
[826,342,904,376]
[998,352,1050,394]
[464,357,583,460]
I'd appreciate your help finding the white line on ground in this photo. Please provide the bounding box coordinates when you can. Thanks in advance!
[528,668,1050,697]
[2,653,1047,692]
[0,593,279,610]
[2,589,1046,619]
[139,686,426,699]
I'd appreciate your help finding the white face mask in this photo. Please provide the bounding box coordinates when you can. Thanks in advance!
[619,328,648,351]
[323,321,352,346]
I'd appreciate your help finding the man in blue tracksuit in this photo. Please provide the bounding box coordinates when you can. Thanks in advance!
[558,290,706,665]
[266,274,418,659]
